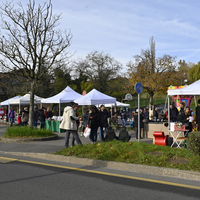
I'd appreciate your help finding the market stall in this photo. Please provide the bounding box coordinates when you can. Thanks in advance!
[41,86,82,132]
[167,79,200,146]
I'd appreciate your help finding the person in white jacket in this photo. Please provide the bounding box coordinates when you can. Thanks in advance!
[59,102,82,148]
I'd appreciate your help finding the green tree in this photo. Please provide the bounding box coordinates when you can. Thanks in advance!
[188,62,200,83]
[127,36,180,105]
[0,0,72,126]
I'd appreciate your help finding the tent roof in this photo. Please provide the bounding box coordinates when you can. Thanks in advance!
[168,79,200,96]
[9,93,43,105]
[41,86,82,103]
[0,96,22,106]
[96,101,130,107]
[75,89,116,105]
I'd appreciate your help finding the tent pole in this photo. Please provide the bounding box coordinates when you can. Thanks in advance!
[59,102,61,133]
[168,95,170,138]
[194,96,197,107]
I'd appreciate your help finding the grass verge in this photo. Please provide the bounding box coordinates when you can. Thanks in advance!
[54,140,200,172]
[3,126,56,138]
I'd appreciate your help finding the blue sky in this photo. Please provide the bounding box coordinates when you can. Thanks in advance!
[13,0,200,70]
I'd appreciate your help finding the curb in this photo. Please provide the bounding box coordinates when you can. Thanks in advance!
[1,151,200,181]
[0,134,58,142]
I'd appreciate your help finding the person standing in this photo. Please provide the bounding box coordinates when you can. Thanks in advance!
[170,104,179,122]
[196,99,200,131]
[34,106,40,128]
[81,110,89,136]
[38,107,46,129]
[21,107,29,126]
[8,107,15,126]
[59,102,82,148]
[46,108,53,119]
[177,106,192,134]
[71,103,80,146]
[121,110,127,127]
[134,109,144,139]
[99,105,110,141]
[143,108,149,122]
[88,106,100,144]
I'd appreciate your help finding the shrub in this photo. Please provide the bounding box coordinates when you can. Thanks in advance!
[188,131,200,155]
[3,126,55,138]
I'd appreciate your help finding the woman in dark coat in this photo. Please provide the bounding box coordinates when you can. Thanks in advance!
[38,107,46,129]
[134,109,144,139]
[88,106,100,144]
[177,106,192,134]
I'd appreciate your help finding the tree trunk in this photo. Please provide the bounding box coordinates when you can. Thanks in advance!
[29,81,35,128]
[149,92,154,106]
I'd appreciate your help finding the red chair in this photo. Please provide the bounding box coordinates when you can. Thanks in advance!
[153,131,169,146]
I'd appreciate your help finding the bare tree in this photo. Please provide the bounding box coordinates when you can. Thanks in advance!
[0,0,72,126]
[73,51,122,93]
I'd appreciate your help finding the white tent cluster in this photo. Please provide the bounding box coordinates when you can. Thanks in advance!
[0,86,130,109]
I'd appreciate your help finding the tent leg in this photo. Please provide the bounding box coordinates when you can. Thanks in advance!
[168,95,170,138]
[59,103,61,133]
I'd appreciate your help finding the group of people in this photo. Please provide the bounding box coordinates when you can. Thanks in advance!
[59,102,131,148]
[8,106,53,128]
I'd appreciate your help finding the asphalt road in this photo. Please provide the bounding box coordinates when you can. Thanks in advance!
[0,154,200,200]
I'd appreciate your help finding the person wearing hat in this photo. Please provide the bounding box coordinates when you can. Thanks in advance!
[196,99,200,131]
[22,107,29,126]
[133,109,144,139]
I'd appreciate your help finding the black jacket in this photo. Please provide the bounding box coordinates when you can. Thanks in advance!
[99,109,110,128]
[38,109,45,122]
[177,112,192,132]
[170,107,178,121]
[134,112,144,128]
[88,111,100,129]
[196,106,200,123]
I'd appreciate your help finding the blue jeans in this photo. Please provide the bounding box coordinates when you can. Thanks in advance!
[10,117,14,126]
[99,127,108,141]
[34,120,38,128]
[90,127,98,142]
[122,119,127,127]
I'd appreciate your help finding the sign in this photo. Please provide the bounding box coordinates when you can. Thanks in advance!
[0,109,5,116]
[82,90,86,96]
[135,82,143,94]
[125,93,132,101]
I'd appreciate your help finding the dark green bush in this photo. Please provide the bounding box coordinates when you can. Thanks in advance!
[188,131,200,155]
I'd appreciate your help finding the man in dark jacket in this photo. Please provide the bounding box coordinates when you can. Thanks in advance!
[134,109,144,139]
[34,106,40,128]
[99,105,110,141]
[118,126,131,142]
[170,104,178,122]
[38,107,46,129]
[196,99,200,131]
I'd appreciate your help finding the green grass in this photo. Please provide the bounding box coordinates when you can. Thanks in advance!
[54,140,200,172]
[3,126,56,138]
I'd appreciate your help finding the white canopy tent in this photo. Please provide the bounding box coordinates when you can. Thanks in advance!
[75,89,116,106]
[0,95,22,106]
[41,86,82,116]
[168,79,200,96]
[9,93,43,105]
[96,101,130,108]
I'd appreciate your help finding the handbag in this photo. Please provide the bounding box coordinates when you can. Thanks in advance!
[83,126,91,138]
